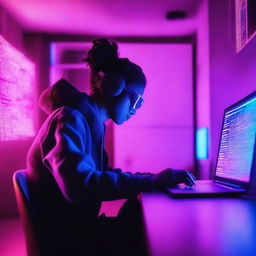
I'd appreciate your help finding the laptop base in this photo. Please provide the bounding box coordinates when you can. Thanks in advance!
[166,180,246,198]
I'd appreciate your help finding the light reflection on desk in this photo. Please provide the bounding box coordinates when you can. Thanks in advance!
[141,192,256,256]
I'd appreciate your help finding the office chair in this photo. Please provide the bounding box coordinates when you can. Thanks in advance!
[13,170,95,256]
[13,169,41,256]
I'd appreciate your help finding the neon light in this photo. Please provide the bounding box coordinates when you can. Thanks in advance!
[0,35,35,141]
[50,43,56,66]
[196,128,209,159]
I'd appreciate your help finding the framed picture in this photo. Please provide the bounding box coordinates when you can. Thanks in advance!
[235,0,256,52]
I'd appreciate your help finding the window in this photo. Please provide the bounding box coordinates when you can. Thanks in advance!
[0,35,35,141]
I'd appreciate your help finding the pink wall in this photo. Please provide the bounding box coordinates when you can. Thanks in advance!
[0,35,36,141]
[195,0,211,179]
[208,0,256,176]
[0,8,31,216]
[114,43,195,174]
[0,8,49,217]
[0,6,24,51]
[2,0,243,216]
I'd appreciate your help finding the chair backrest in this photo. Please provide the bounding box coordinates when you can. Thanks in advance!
[13,170,93,256]
[13,169,41,256]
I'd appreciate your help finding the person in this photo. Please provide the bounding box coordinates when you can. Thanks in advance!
[26,38,196,256]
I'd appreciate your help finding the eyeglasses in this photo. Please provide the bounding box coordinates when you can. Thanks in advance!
[124,88,144,113]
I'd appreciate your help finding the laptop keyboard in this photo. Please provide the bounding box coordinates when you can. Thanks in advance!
[180,182,232,192]
[197,183,232,192]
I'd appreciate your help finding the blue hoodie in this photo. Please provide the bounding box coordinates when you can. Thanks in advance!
[26,78,153,221]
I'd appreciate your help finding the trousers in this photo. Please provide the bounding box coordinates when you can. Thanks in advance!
[93,197,148,256]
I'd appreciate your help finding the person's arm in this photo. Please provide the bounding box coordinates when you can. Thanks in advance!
[102,133,195,185]
[152,169,196,188]
[40,107,153,205]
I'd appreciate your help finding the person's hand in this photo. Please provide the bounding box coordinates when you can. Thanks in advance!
[152,168,196,189]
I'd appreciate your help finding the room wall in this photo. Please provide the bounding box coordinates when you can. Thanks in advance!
[208,0,256,176]
[0,7,31,217]
[114,43,195,174]
[195,0,210,179]
[0,0,212,216]
[0,6,24,51]
[0,7,50,217]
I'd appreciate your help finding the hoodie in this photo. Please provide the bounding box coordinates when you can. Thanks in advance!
[26,78,153,222]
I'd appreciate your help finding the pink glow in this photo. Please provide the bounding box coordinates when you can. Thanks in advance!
[208,1,256,179]
[49,42,195,174]
[195,0,211,179]
[1,0,201,36]
[0,35,35,141]
[99,199,127,217]
[142,193,256,256]
[0,218,25,256]
[114,43,194,174]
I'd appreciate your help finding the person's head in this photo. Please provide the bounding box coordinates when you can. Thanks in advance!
[83,38,146,125]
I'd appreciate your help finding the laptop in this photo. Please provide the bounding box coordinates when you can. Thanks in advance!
[167,91,256,197]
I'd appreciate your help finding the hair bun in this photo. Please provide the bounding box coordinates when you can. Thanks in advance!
[83,38,119,73]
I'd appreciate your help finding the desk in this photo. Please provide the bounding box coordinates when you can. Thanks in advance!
[141,192,256,256]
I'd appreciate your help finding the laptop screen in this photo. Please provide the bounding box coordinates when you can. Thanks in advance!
[215,93,256,183]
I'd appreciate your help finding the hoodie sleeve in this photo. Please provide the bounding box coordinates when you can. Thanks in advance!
[40,107,153,205]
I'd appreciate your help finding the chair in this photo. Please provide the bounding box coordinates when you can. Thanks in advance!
[13,170,94,256]
[13,169,41,256]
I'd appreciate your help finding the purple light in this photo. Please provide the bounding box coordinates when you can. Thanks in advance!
[114,43,194,173]
[0,35,36,141]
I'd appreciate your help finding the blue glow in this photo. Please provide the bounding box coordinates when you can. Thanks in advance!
[49,43,56,65]
[196,128,209,159]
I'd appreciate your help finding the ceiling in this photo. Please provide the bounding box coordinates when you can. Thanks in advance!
[0,0,203,36]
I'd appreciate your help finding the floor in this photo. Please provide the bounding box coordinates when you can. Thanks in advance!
[0,200,125,256]
[0,199,127,256]
[0,218,26,256]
